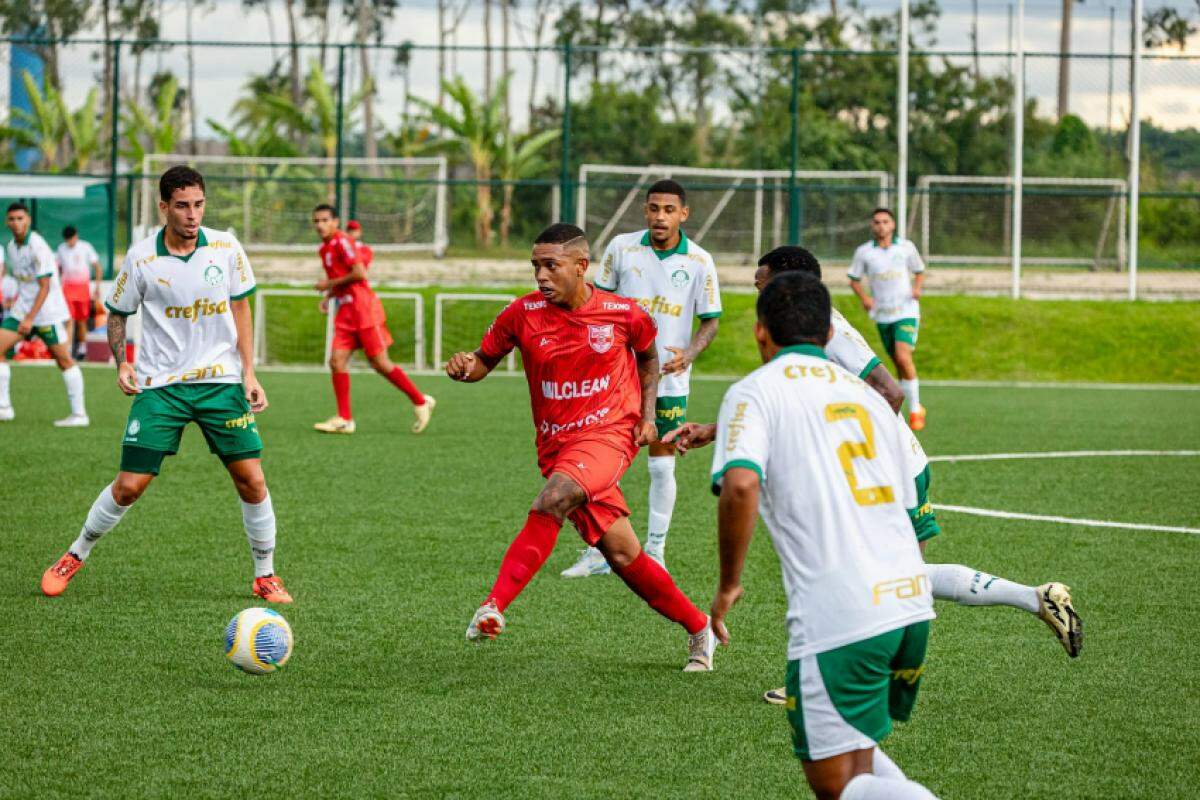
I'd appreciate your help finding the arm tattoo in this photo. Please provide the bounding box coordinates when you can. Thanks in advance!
[689,318,720,358]
[108,314,127,365]
[636,349,660,421]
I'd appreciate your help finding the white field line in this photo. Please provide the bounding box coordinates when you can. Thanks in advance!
[930,450,1200,463]
[933,504,1200,536]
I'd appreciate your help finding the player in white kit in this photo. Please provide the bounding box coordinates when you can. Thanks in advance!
[0,202,89,426]
[562,179,721,577]
[710,271,940,800]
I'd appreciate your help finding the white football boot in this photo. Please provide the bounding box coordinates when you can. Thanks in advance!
[53,414,90,427]
[466,601,505,642]
[1036,582,1083,657]
[411,395,436,434]
[561,547,611,578]
[683,619,716,672]
[0,405,13,421]
[763,687,787,705]
[313,415,356,434]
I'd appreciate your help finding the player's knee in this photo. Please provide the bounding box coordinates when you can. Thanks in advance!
[368,353,392,374]
[231,472,267,502]
[532,484,582,519]
[112,474,150,505]
[605,544,638,571]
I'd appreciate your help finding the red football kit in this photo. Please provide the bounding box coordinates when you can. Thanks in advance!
[354,240,374,270]
[320,231,390,356]
[479,287,657,544]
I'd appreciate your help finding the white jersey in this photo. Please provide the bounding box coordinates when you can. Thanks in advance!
[57,240,100,285]
[596,230,721,397]
[5,231,70,324]
[848,237,925,323]
[711,344,934,659]
[106,227,256,389]
[827,308,881,380]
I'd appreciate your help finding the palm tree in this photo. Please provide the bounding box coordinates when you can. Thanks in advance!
[497,127,560,247]
[61,88,102,173]
[121,75,180,167]
[6,71,66,170]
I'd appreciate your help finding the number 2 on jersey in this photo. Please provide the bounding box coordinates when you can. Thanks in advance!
[824,403,895,506]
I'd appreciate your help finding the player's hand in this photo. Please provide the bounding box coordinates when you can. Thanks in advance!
[710,584,744,646]
[116,362,141,395]
[661,422,716,455]
[634,419,657,446]
[911,286,922,300]
[861,296,875,312]
[318,296,330,314]
[446,351,477,381]
[314,278,331,292]
[661,346,693,375]
[244,374,268,412]
[16,315,33,336]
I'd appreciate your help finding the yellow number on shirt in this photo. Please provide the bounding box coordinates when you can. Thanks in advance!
[824,403,895,506]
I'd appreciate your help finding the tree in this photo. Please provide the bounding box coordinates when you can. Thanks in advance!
[0,0,92,91]
[1057,0,1083,119]
[1,71,67,170]
[497,127,560,246]
[348,0,399,169]
[121,73,179,167]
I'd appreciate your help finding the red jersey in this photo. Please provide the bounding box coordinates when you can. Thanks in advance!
[479,287,657,453]
[320,231,384,328]
[354,240,374,270]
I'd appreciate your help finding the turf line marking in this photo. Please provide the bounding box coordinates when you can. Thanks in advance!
[933,504,1200,536]
[930,450,1200,463]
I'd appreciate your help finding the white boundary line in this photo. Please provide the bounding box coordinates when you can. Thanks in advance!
[933,504,1200,536]
[930,450,1200,463]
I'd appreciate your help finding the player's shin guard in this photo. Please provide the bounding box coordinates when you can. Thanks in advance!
[332,371,352,420]
[241,493,277,578]
[62,364,86,416]
[69,483,131,559]
[840,774,938,800]
[926,563,1039,613]
[646,456,676,552]
[486,511,562,612]
[612,551,707,635]
[384,365,425,406]
[0,362,11,407]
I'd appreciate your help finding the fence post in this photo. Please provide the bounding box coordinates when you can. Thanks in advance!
[1128,0,1142,300]
[897,0,910,238]
[1010,0,1025,299]
[108,40,121,275]
[559,41,573,222]
[334,44,347,216]
[348,176,359,222]
[788,47,800,245]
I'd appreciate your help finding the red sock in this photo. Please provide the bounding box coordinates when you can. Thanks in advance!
[332,371,352,419]
[614,551,708,635]
[384,365,425,405]
[485,511,562,612]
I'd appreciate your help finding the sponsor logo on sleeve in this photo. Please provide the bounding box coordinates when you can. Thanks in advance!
[725,401,748,451]
[110,271,129,302]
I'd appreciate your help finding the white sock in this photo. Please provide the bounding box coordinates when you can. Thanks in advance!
[646,455,677,551]
[840,773,938,800]
[0,362,10,407]
[900,378,920,410]
[926,563,1040,614]
[70,483,132,560]
[61,364,86,416]
[872,747,906,780]
[242,493,277,577]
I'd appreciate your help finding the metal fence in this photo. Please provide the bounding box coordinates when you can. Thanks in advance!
[2,3,1197,298]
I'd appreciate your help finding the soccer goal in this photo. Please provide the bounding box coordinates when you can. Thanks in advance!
[139,154,449,255]
[915,175,1127,269]
[577,164,891,263]
[253,288,425,370]
[432,294,518,373]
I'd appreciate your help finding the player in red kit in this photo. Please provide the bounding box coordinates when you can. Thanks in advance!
[446,223,716,672]
[346,219,372,268]
[311,204,435,435]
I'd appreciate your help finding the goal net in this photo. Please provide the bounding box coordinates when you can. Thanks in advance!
[577,164,891,264]
[915,176,1127,269]
[253,289,425,369]
[139,155,449,255]
[433,294,518,373]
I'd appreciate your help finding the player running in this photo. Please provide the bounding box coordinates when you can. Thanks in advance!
[56,225,103,360]
[563,179,721,577]
[849,208,927,430]
[311,204,434,435]
[345,219,371,266]
[40,166,292,604]
[0,202,88,426]
[447,223,716,672]
[710,271,940,800]
[669,246,1082,703]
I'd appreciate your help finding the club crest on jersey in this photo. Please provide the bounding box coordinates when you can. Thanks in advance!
[670,268,690,288]
[588,324,614,353]
[204,264,224,286]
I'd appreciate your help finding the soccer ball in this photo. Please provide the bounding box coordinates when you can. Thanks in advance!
[224,607,293,674]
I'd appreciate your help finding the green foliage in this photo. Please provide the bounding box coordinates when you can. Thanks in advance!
[121,74,179,166]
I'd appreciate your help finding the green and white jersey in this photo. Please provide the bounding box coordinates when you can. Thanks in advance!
[828,308,882,380]
[848,237,925,323]
[711,344,934,660]
[5,231,69,324]
[595,230,722,397]
[106,227,256,390]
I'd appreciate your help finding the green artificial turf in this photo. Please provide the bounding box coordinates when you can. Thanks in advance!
[1,366,1198,798]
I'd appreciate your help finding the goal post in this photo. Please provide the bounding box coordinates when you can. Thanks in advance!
[915,175,1127,269]
[432,293,517,373]
[140,154,449,255]
[577,164,890,263]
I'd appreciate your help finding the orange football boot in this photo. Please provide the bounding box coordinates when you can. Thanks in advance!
[909,404,927,432]
[253,574,294,603]
[42,552,84,597]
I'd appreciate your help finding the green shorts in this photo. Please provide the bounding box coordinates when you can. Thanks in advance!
[120,382,263,475]
[786,620,930,761]
[1,315,66,345]
[654,395,687,439]
[909,465,941,543]
[876,318,919,356]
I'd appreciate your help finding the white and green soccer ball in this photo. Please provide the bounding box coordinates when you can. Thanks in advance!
[224,607,293,674]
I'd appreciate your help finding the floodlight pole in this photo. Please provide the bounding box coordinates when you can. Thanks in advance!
[334,45,346,217]
[108,41,121,277]
[1128,0,1142,300]
[559,41,573,222]
[897,0,909,238]
[1010,0,1025,299]
[787,47,800,245]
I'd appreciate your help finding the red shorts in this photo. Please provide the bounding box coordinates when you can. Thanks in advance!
[62,283,91,321]
[538,432,636,546]
[332,304,392,357]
